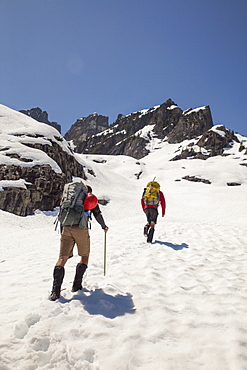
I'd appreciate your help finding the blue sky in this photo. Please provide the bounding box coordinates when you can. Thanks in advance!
[1,0,246,136]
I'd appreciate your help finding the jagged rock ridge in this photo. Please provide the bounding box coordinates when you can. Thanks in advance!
[20,107,61,133]
[66,99,213,159]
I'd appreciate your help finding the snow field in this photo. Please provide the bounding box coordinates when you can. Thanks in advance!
[0,207,246,369]
[0,108,247,369]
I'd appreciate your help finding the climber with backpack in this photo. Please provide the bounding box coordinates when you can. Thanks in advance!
[141,180,166,243]
[49,182,108,301]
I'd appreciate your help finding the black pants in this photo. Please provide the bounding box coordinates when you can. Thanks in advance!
[144,208,158,243]
[145,207,158,224]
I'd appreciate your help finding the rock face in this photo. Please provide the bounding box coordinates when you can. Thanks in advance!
[64,113,109,153]
[167,106,213,143]
[66,99,213,159]
[0,142,86,216]
[19,100,215,160]
[197,126,239,155]
[20,107,61,133]
[170,125,240,161]
[0,165,66,216]
[0,105,86,216]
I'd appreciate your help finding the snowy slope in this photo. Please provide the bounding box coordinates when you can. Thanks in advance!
[0,151,247,369]
[0,105,247,369]
[0,104,72,176]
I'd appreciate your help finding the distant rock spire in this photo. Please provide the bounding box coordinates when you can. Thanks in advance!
[19,107,61,133]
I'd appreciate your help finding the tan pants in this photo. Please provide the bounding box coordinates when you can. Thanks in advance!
[59,226,90,257]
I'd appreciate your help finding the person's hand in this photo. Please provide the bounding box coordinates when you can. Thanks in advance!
[104,226,109,232]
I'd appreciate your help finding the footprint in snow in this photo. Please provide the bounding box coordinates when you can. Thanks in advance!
[14,313,41,339]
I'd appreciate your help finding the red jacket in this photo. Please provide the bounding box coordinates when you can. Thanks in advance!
[141,190,166,216]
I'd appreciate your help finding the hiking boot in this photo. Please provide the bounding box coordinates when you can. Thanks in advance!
[71,286,82,292]
[49,291,60,301]
[147,228,155,243]
[72,263,87,292]
[144,224,150,236]
[49,266,65,301]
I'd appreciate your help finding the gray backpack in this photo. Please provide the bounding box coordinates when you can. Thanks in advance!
[58,181,88,229]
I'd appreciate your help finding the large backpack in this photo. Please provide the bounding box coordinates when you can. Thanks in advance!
[143,181,160,206]
[58,181,88,229]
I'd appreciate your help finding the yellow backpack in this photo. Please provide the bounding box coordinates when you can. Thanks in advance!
[143,181,160,206]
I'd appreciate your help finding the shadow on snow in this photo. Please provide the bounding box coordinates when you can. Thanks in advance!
[154,240,189,250]
[59,288,136,319]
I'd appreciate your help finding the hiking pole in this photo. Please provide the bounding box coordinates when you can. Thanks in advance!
[104,231,107,276]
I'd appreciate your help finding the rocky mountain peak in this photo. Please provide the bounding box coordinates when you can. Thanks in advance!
[64,113,109,153]
[68,99,213,159]
[19,107,61,133]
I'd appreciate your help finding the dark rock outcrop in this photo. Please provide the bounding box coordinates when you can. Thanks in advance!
[20,107,61,133]
[170,125,240,161]
[0,141,86,216]
[170,148,207,161]
[64,113,109,152]
[182,176,211,184]
[167,106,213,144]
[197,125,239,155]
[0,165,67,216]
